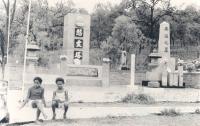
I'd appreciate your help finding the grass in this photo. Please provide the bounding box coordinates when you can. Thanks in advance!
[158,108,181,116]
[121,93,155,104]
[195,108,200,114]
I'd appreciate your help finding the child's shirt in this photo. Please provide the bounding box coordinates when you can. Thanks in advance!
[27,86,44,100]
[53,89,68,102]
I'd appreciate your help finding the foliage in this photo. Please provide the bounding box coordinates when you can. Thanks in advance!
[0,0,200,68]
[182,59,200,72]
[159,108,181,116]
[90,3,120,48]
[105,15,148,66]
[195,108,200,114]
[121,93,155,104]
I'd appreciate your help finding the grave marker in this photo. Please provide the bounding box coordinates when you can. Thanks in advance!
[63,13,90,65]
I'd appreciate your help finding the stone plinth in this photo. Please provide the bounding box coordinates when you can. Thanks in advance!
[183,72,200,88]
[148,81,160,88]
[102,58,110,87]
[63,13,90,65]
[169,72,178,87]
[26,43,40,73]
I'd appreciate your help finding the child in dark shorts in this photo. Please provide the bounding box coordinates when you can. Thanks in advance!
[20,77,47,122]
[52,77,69,120]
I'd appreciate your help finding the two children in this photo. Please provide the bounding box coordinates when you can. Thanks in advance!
[20,77,69,121]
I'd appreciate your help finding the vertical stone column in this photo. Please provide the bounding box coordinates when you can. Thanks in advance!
[60,55,68,74]
[63,13,90,65]
[162,70,168,87]
[102,58,110,87]
[178,65,183,87]
[130,54,135,89]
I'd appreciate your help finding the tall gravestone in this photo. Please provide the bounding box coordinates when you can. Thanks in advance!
[63,13,90,65]
[158,22,170,60]
[146,21,176,87]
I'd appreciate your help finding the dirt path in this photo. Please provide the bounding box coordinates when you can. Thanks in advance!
[9,114,200,126]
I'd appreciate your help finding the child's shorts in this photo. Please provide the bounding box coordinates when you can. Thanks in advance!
[29,100,43,108]
[52,100,68,108]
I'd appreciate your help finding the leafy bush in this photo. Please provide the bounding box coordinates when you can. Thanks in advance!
[121,93,155,104]
[159,108,181,116]
[195,108,200,114]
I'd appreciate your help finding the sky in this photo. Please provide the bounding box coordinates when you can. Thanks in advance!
[48,0,200,13]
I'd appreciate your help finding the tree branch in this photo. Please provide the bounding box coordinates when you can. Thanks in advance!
[1,0,7,10]
[10,0,17,25]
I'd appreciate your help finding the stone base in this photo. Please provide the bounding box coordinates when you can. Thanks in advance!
[148,81,160,88]
[194,85,200,89]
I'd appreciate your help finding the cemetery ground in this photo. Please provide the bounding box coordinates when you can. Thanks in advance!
[8,108,200,126]
[5,84,200,126]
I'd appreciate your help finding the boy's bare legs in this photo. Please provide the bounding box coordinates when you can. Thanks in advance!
[63,102,69,119]
[36,108,41,120]
[36,102,47,119]
[52,101,57,120]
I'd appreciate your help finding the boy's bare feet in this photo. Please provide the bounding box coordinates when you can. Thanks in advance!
[43,114,48,119]
[63,114,66,119]
[35,120,41,124]
[52,114,56,120]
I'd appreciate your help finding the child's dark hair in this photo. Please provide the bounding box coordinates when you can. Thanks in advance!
[55,77,65,84]
[33,77,42,83]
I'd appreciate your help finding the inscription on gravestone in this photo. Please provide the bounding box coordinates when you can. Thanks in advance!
[75,27,84,37]
[74,51,83,59]
[74,39,83,48]
[63,13,90,64]
[67,67,98,77]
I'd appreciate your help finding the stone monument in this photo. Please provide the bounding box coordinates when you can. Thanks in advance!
[26,41,40,72]
[63,13,90,65]
[145,22,177,87]
[61,13,110,87]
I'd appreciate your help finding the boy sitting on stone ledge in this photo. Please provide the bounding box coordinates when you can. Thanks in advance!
[19,77,47,122]
[52,77,69,120]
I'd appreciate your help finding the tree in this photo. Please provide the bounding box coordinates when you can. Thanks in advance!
[106,15,147,66]
[90,3,112,48]
[0,0,17,79]
[124,0,174,44]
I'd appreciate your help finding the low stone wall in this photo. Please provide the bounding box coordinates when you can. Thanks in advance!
[110,71,145,85]
[183,72,200,88]
[8,64,147,88]
[134,86,200,102]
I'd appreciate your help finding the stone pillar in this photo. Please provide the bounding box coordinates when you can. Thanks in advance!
[178,65,183,87]
[60,55,68,74]
[63,13,90,65]
[102,58,110,87]
[130,54,135,89]
[162,70,168,87]
[158,22,170,59]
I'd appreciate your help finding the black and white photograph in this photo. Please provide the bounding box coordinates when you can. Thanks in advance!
[0,0,200,125]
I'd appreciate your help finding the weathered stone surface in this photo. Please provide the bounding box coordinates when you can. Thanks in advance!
[63,13,90,65]
[67,67,98,77]
[169,73,179,87]
[183,72,200,88]
[148,81,160,88]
